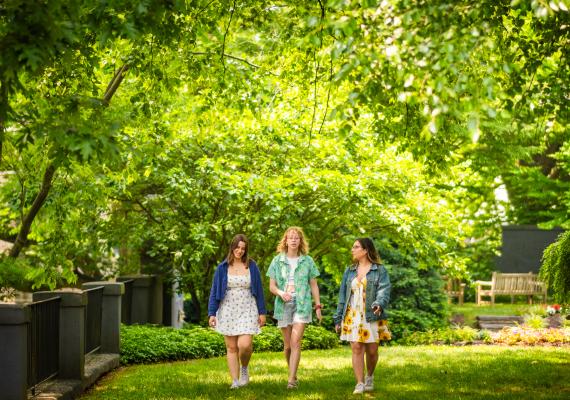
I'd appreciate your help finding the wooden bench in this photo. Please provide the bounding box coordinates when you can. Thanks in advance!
[475,272,547,305]
[443,276,466,305]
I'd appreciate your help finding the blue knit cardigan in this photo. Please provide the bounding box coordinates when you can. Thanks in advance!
[208,259,267,316]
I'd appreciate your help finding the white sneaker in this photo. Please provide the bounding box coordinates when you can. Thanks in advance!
[353,382,365,394]
[364,375,374,392]
[230,380,240,389]
[239,366,249,386]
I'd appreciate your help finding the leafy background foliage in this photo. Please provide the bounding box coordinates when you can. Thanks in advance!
[1,1,569,326]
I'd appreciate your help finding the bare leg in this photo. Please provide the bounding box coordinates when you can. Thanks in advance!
[364,342,379,377]
[224,336,239,382]
[280,326,292,367]
[238,335,253,367]
[288,323,306,383]
[351,341,365,383]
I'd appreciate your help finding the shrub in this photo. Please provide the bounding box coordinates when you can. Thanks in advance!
[301,324,340,350]
[121,323,338,365]
[252,325,284,352]
[524,313,547,329]
[540,231,570,303]
[254,324,338,351]
[379,242,448,340]
[120,324,226,365]
[476,329,493,343]
[315,268,340,332]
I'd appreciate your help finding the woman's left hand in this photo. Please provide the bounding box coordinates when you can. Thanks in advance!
[372,305,382,316]
[315,308,322,324]
[258,314,266,327]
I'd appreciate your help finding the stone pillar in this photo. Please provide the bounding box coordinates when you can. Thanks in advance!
[118,275,163,325]
[33,290,86,379]
[82,282,124,353]
[150,275,163,325]
[171,282,185,329]
[0,304,30,400]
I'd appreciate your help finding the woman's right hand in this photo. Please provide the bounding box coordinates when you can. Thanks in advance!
[335,324,340,334]
[208,316,217,328]
[279,290,293,302]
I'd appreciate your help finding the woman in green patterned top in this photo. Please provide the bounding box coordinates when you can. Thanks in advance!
[267,226,322,389]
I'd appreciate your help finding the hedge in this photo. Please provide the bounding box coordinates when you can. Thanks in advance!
[120,323,339,365]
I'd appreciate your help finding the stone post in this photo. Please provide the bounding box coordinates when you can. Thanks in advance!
[0,304,30,400]
[150,275,163,325]
[33,289,87,379]
[81,282,124,353]
[171,282,185,329]
[118,275,163,325]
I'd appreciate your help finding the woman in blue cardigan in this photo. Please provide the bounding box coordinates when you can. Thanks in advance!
[208,234,266,389]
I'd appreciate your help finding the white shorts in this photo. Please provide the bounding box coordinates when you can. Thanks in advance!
[277,299,311,328]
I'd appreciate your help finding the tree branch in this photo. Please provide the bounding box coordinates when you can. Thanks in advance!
[190,51,272,72]
[0,80,7,166]
[134,198,163,226]
[9,163,56,258]
[102,64,130,106]
[309,0,326,143]
[220,0,237,73]
[317,53,334,137]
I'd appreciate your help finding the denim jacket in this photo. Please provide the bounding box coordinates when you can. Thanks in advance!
[333,263,391,325]
[208,259,266,316]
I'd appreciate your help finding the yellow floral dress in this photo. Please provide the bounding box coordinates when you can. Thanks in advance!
[340,277,391,343]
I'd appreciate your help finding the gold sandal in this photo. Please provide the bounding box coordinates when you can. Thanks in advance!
[286,380,298,389]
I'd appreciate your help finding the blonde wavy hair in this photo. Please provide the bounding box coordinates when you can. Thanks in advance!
[276,226,309,255]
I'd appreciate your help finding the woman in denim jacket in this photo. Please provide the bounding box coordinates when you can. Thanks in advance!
[333,238,391,394]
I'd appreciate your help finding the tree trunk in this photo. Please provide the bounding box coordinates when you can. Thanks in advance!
[9,164,56,257]
[0,80,7,166]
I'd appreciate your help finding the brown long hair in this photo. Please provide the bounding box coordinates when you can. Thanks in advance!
[353,237,382,265]
[276,226,309,256]
[227,234,250,267]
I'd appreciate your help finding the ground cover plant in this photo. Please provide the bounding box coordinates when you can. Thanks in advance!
[80,346,570,400]
[120,324,338,364]
[493,327,570,346]
[399,325,570,346]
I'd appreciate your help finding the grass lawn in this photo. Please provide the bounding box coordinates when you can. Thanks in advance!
[80,345,570,400]
[449,303,546,327]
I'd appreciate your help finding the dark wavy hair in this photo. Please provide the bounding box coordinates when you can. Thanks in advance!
[227,234,250,267]
[353,237,382,265]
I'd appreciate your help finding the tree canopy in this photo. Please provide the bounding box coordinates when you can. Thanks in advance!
[1,0,568,312]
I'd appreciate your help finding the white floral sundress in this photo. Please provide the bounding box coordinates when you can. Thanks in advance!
[215,274,260,336]
[339,277,391,343]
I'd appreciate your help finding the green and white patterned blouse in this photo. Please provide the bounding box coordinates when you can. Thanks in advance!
[267,253,320,321]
